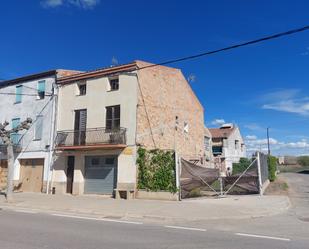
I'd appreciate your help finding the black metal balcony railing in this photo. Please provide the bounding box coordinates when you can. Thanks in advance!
[55,127,126,148]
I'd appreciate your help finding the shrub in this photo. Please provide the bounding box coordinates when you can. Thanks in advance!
[268,155,277,182]
[137,147,177,193]
[297,156,309,167]
[232,158,252,174]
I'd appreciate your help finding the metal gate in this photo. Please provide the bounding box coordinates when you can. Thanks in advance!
[180,152,269,199]
[84,156,117,195]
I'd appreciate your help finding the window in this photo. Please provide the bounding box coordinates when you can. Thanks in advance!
[184,122,189,133]
[241,144,244,152]
[204,136,210,151]
[34,115,43,140]
[108,77,119,91]
[106,105,120,130]
[235,140,239,150]
[77,83,87,96]
[15,85,23,103]
[37,80,46,99]
[11,118,20,144]
[212,146,222,155]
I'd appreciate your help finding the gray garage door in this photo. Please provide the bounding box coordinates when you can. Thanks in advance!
[84,156,117,194]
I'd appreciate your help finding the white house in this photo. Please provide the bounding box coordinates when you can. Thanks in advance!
[209,123,246,173]
[0,70,79,193]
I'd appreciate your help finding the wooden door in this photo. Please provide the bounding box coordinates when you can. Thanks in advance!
[66,156,75,194]
[20,159,44,192]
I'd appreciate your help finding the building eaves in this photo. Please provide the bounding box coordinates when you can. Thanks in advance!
[209,127,235,139]
[57,62,138,85]
[0,70,57,88]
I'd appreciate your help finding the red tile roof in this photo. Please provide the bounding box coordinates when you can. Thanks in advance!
[209,127,235,138]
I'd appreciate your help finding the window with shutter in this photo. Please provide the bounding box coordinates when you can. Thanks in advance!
[74,109,87,145]
[34,115,43,140]
[37,80,46,99]
[15,85,23,103]
[11,118,21,144]
[106,105,120,130]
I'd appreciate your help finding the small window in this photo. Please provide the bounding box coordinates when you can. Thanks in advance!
[37,80,46,99]
[34,115,43,140]
[184,122,189,133]
[108,78,119,91]
[78,83,87,96]
[15,85,23,103]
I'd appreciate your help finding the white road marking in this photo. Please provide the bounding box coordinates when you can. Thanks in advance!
[165,225,206,232]
[235,233,291,241]
[14,210,38,214]
[52,214,143,225]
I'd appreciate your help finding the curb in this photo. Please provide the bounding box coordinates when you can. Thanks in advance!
[0,199,291,223]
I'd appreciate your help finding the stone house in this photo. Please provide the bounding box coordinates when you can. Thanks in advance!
[52,61,205,195]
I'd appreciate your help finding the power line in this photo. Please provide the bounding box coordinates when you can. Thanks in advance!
[17,96,54,145]
[22,85,53,95]
[0,92,52,97]
[135,25,309,70]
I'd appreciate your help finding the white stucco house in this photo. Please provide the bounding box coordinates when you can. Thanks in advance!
[51,61,205,196]
[209,123,246,173]
[0,70,79,193]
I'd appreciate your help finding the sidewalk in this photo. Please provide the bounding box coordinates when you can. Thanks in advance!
[0,193,290,223]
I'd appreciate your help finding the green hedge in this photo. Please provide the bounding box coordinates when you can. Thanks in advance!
[232,158,252,174]
[268,155,277,182]
[137,147,177,193]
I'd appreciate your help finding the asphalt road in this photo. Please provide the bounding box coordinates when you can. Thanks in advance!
[0,172,308,249]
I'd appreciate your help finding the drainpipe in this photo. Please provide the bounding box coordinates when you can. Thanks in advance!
[46,76,58,194]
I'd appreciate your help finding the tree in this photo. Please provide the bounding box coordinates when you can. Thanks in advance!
[0,118,32,202]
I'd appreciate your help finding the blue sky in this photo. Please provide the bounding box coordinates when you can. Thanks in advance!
[0,0,309,155]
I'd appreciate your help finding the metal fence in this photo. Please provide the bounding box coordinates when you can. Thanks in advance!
[179,152,269,199]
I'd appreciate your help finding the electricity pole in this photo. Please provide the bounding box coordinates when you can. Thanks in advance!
[267,127,271,156]
[0,118,32,202]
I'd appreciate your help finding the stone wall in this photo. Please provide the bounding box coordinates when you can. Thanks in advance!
[135,61,205,161]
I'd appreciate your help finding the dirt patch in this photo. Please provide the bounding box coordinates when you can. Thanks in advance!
[264,177,289,196]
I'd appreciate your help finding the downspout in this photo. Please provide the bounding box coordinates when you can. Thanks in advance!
[46,74,58,194]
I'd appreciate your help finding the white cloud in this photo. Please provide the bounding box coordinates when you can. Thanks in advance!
[41,0,100,9]
[245,135,309,155]
[261,89,309,116]
[211,119,225,126]
[244,123,264,131]
[41,0,63,8]
[245,135,257,140]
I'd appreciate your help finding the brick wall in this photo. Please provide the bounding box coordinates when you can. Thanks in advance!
[136,61,205,160]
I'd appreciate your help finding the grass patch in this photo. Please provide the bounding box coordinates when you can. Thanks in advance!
[282,182,289,191]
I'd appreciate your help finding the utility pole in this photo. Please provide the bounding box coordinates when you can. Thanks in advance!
[0,118,32,202]
[267,127,271,156]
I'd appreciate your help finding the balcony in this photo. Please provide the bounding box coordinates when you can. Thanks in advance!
[55,127,127,150]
